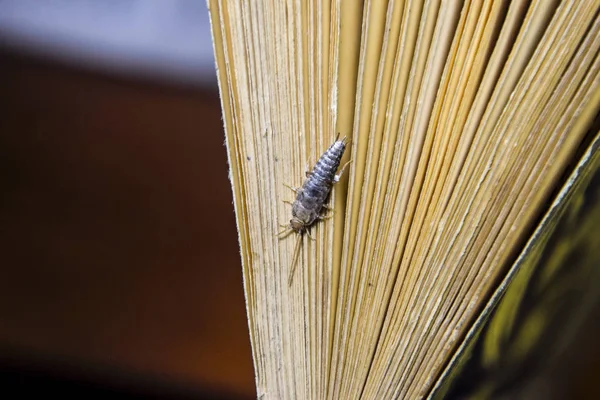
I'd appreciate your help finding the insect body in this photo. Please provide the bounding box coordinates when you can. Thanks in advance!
[279,135,351,286]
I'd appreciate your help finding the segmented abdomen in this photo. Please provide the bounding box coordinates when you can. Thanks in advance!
[309,139,346,185]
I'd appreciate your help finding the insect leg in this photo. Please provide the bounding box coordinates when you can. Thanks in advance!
[305,229,316,241]
[334,159,353,183]
[318,213,334,220]
[304,160,313,178]
[283,183,299,193]
[319,202,335,219]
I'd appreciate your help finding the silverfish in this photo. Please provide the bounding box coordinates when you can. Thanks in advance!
[278,135,351,286]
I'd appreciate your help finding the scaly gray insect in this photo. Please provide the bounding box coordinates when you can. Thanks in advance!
[278,134,351,286]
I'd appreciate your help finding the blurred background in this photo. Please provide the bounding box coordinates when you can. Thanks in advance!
[0,1,254,399]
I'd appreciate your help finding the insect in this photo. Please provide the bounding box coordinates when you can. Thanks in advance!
[278,134,351,286]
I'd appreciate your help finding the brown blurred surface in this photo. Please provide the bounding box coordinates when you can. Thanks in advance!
[0,51,254,398]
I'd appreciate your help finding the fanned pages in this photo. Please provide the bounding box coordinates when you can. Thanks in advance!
[208,0,600,398]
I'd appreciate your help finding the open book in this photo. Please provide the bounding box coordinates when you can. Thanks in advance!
[207,0,600,398]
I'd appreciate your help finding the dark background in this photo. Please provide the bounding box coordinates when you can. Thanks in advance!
[0,49,255,399]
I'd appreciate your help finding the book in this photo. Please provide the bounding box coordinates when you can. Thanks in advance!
[207,0,600,398]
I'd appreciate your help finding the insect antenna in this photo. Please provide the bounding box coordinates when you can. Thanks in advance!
[276,225,294,238]
[287,233,303,286]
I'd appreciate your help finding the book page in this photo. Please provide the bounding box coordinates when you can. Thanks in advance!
[208,0,600,398]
